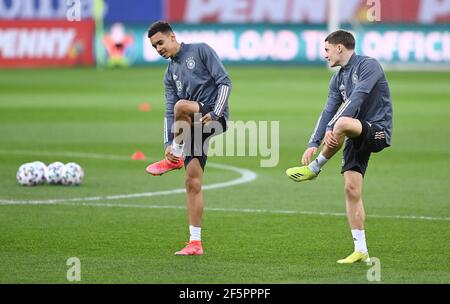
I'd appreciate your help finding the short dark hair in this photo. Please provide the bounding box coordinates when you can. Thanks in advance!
[325,30,355,50]
[147,21,173,38]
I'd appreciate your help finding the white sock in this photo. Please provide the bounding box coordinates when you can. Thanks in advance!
[172,142,184,157]
[351,229,368,253]
[308,153,328,174]
[189,225,201,242]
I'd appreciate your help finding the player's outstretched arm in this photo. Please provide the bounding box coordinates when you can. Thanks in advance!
[165,146,179,163]
[301,147,318,165]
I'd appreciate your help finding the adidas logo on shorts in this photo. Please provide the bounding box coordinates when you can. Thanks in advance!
[374,131,385,139]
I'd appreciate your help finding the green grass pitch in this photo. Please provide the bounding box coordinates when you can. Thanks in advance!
[0,66,449,283]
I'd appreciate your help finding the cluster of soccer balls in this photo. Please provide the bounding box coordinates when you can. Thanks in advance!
[16,161,84,186]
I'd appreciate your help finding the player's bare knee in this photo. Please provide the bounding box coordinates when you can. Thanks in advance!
[174,100,190,116]
[344,179,361,199]
[185,176,202,194]
[335,117,362,138]
[334,117,353,133]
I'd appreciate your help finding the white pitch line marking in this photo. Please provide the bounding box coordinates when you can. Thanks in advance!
[0,149,257,203]
[1,201,449,222]
[0,162,256,204]
[1,150,449,222]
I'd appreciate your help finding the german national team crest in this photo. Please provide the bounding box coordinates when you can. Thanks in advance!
[352,72,358,84]
[186,57,196,70]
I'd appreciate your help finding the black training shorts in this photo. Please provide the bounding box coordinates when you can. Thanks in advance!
[184,102,227,170]
[341,120,389,176]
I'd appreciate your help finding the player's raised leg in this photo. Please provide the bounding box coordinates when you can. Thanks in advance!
[172,100,199,157]
[286,117,362,182]
[146,100,199,175]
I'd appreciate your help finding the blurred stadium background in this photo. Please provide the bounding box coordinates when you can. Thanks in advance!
[0,0,449,284]
[1,0,449,68]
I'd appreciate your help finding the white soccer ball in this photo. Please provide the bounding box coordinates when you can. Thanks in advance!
[45,161,65,184]
[61,162,84,186]
[16,163,41,186]
[31,161,47,184]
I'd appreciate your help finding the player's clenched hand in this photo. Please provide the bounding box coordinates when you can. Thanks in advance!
[301,147,318,165]
[200,113,212,125]
[165,146,179,163]
[324,131,339,148]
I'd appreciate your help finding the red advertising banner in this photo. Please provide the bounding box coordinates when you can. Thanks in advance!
[166,0,450,24]
[0,20,94,68]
